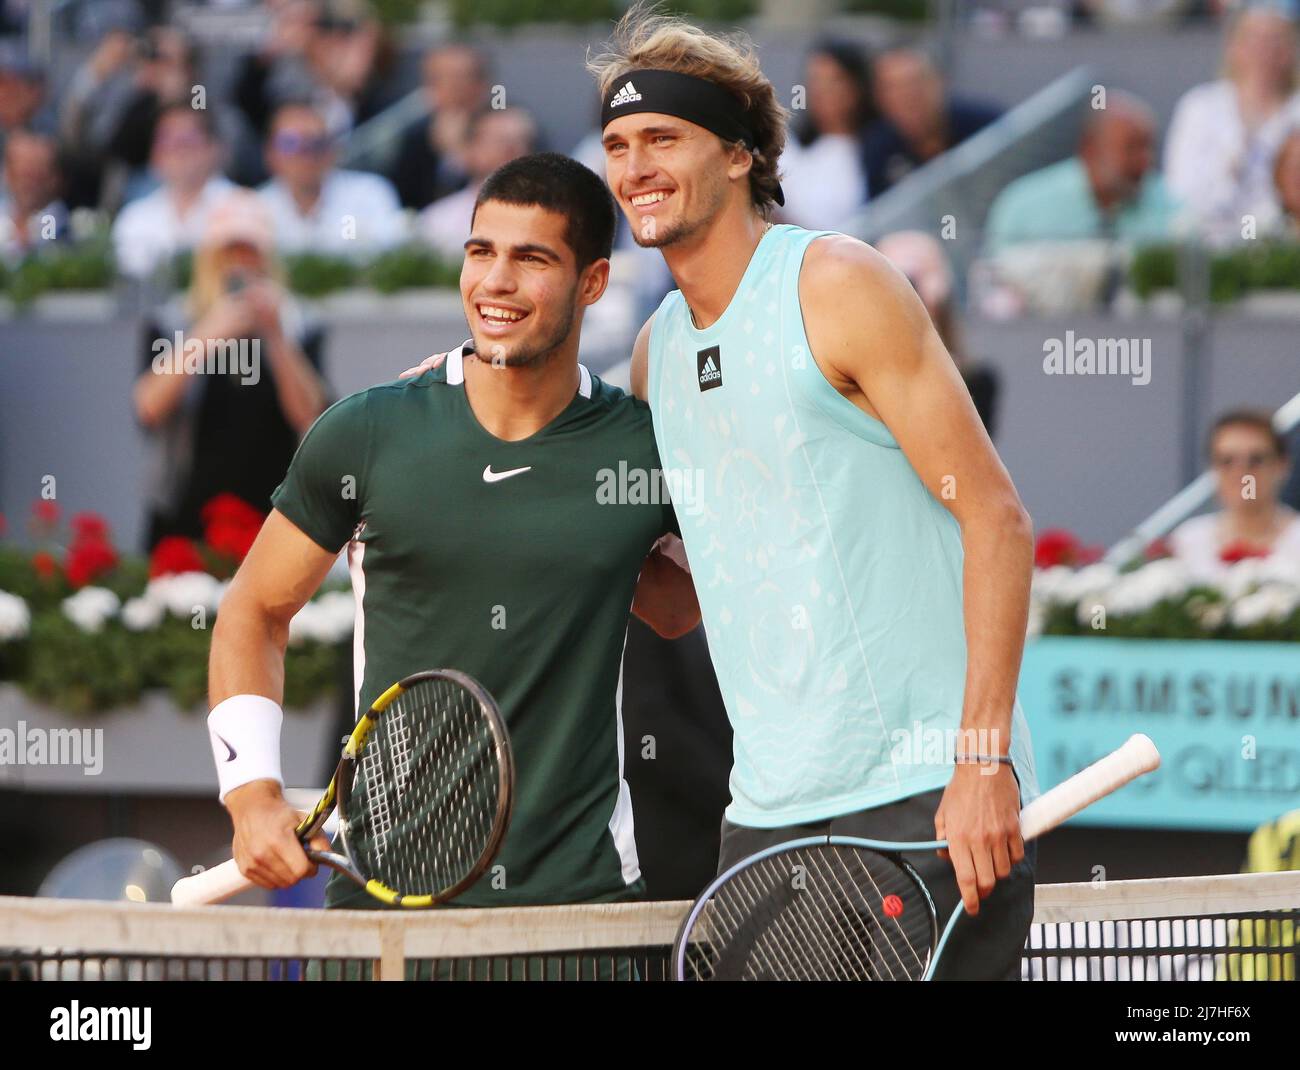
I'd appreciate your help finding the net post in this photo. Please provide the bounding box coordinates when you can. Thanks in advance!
[375,916,405,981]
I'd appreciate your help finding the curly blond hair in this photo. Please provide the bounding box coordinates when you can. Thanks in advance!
[587,3,787,217]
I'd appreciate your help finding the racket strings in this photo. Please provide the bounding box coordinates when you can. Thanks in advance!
[724,861,832,980]
[347,679,503,898]
[820,850,927,978]
[684,845,935,981]
[731,855,870,980]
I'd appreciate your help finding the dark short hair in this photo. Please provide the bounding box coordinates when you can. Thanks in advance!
[472,152,615,269]
[1208,408,1287,459]
[268,100,327,135]
[793,37,874,147]
[156,102,219,142]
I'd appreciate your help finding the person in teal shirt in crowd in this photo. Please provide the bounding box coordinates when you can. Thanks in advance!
[983,92,1181,256]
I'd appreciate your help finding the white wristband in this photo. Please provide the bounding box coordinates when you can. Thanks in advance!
[207,695,284,802]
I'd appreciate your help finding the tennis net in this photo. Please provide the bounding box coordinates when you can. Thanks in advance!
[1025,871,1299,981]
[0,871,1296,981]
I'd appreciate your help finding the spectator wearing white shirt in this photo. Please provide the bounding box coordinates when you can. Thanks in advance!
[417,107,537,259]
[1169,410,1300,583]
[0,130,68,264]
[779,39,873,232]
[1163,6,1300,243]
[111,105,234,279]
[257,101,405,255]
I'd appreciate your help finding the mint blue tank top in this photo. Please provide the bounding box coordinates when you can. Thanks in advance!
[647,224,1038,828]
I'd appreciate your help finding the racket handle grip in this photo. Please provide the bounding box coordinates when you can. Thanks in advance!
[170,858,256,907]
[1019,733,1160,842]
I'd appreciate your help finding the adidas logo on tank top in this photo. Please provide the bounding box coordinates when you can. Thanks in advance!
[697,346,722,390]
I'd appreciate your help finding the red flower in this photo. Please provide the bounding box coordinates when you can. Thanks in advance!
[150,536,208,578]
[206,518,260,561]
[70,512,111,543]
[1220,539,1270,565]
[32,551,58,579]
[65,538,118,588]
[1034,528,1082,569]
[201,494,264,564]
[201,493,264,531]
[1076,544,1104,565]
[1145,537,1173,560]
[31,499,60,528]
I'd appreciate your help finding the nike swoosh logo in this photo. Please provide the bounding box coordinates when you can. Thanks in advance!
[215,734,237,762]
[483,465,532,483]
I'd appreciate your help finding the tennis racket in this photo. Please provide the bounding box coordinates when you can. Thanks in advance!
[673,733,1160,981]
[171,669,514,908]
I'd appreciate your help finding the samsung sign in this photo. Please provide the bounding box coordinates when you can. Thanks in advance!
[1020,638,1300,831]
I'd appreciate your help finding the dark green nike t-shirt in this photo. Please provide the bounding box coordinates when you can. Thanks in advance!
[271,350,678,908]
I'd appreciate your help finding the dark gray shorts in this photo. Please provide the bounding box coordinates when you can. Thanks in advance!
[717,787,1036,981]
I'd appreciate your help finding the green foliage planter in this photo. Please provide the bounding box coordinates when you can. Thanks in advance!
[0,504,353,715]
[0,597,351,716]
[1,244,465,307]
[367,244,463,293]
[1130,241,1300,304]
[4,241,115,308]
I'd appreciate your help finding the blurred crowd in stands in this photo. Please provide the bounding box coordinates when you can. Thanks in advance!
[2,0,1299,555]
[0,1,1297,299]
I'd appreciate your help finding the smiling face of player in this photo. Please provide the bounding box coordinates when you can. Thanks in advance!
[601,113,746,249]
[460,199,608,368]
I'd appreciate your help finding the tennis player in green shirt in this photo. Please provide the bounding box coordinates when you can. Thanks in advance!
[206,153,700,910]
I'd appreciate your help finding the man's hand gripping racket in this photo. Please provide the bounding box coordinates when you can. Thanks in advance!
[172,670,514,908]
[673,734,1161,980]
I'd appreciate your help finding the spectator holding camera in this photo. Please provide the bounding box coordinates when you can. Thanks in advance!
[58,3,143,210]
[132,190,328,551]
[233,0,399,147]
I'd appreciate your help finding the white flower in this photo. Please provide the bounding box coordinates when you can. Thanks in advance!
[1219,558,1270,601]
[0,591,31,641]
[61,587,121,634]
[1052,563,1120,617]
[1031,566,1076,605]
[1026,601,1045,639]
[316,590,356,642]
[1186,595,1227,630]
[288,590,355,646]
[1228,585,1300,629]
[144,572,223,619]
[121,596,165,632]
[1256,554,1300,589]
[68,207,104,242]
[1080,559,1192,621]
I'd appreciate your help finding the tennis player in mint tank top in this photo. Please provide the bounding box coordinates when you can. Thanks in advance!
[206,153,700,914]
[592,9,1041,979]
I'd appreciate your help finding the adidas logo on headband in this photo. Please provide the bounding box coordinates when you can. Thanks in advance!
[610,80,642,107]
